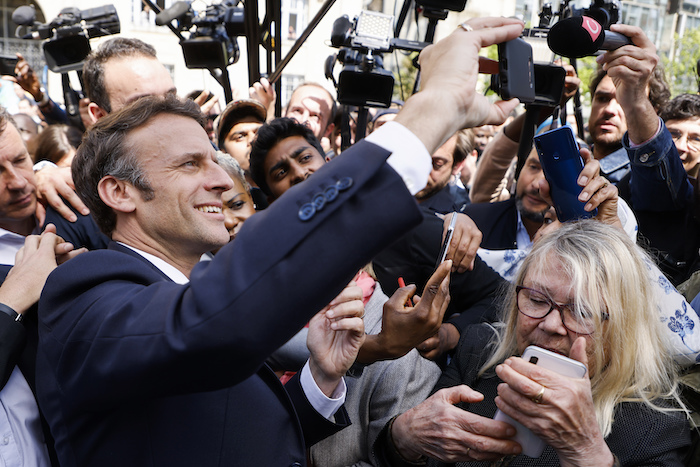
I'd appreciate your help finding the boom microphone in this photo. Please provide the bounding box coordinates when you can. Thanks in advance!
[155,1,190,26]
[12,5,36,26]
[547,16,632,58]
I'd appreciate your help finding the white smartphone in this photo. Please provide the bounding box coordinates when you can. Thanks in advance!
[493,346,587,457]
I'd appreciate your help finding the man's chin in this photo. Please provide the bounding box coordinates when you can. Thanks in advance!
[516,196,548,223]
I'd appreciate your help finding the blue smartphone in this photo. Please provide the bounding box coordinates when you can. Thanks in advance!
[534,127,597,222]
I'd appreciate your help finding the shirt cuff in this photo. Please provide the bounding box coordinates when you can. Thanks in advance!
[299,361,346,420]
[365,121,432,195]
[628,117,662,148]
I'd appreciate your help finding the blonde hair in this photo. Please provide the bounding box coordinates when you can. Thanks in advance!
[480,220,683,437]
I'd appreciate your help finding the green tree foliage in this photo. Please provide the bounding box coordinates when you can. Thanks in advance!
[392,51,419,103]
[663,28,700,96]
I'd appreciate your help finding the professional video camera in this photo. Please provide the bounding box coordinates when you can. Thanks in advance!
[155,0,245,69]
[326,11,426,108]
[12,4,120,73]
[561,0,620,30]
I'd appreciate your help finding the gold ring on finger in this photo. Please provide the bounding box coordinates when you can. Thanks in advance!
[532,385,546,404]
[459,22,474,32]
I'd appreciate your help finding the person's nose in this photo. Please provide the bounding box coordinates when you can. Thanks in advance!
[206,162,234,192]
[539,307,568,336]
[675,136,689,157]
[289,163,308,186]
[3,166,28,191]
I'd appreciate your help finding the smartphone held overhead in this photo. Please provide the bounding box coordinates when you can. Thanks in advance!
[534,126,597,222]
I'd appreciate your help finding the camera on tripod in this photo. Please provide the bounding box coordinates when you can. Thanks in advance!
[155,0,245,70]
[12,4,120,73]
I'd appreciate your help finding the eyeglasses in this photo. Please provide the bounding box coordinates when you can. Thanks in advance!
[515,286,609,335]
[668,129,700,152]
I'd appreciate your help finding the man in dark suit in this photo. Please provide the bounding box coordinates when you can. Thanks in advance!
[35,17,526,466]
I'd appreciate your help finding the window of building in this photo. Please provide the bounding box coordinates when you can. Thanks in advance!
[282,0,307,41]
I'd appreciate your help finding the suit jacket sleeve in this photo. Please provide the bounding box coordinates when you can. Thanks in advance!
[39,140,423,409]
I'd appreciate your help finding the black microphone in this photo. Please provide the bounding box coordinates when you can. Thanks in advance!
[547,16,632,58]
[12,5,36,26]
[155,1,190,26]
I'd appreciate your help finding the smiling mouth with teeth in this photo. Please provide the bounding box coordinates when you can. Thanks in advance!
[196,206,222,214]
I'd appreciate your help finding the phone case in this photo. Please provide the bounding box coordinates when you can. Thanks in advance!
[534,126,597,222]
[493,346,587,457]
[497,38,535,103]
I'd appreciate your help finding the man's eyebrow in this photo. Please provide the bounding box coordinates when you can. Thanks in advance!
[268,147,308,175]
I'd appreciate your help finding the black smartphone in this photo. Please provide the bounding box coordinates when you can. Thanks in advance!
[534,126,597,222]
[493,38,535,103]
[0,55,18,76]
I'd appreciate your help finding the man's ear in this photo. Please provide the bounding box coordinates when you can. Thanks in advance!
[452,159,467,176]
[98,176,136,214]
[87,102,108,124]
[323,122,335,140]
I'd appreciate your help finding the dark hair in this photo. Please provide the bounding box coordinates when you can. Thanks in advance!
[249,117,325,195]
[452,129,474,165]
[73,94,205,236]
[83,37,158,113]
[34,124,83,166]
[660,94,700,122]
[590,66,670,114]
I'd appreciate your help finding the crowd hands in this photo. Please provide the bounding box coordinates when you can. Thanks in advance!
[0,13,696,467]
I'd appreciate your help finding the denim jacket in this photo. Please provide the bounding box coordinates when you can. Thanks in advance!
[624,119,693,211]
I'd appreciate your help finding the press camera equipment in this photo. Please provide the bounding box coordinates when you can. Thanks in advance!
[325,11,427,148]
[154,0,246,70]
[12,4,120,73]
[560,0,620,30]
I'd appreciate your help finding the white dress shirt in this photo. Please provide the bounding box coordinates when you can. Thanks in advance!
[0,234,50,467]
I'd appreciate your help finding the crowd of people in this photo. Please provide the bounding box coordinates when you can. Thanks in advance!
[0,14,697,467]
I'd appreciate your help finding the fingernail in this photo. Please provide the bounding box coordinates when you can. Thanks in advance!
[579,191,590,202]
[506,427,516,437]
[578,175,588,185]
[585,202,593,211]
[68,215,77,222]
[596,55,604,64]
[512,445,522,454]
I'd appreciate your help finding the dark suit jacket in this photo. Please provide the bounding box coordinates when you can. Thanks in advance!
[462,198,519,250]
[36,139,423,466]
[372,209,505,334]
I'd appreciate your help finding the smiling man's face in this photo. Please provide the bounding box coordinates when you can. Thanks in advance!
[122,113,234,259]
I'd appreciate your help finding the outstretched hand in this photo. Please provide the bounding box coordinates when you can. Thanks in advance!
[396,17,524,155]
[357,261,451,363]
[307,281,365,397]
